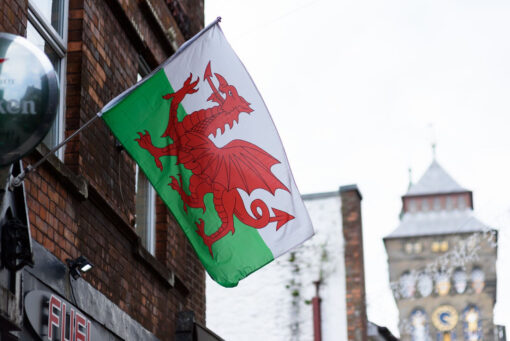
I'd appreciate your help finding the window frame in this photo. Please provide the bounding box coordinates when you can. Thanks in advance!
[135,165,157,255]
[27,0,69,160]
[399,271,416,299]
[134,56,156,255]
[453,268,467,294]
[417,272,433,297]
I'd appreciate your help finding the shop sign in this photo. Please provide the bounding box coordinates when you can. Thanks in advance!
[0,32,59,166]
[25,290,94,341]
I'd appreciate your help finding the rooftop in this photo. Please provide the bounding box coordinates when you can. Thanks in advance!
[385,209,487,239]
[406,160,468,196]
[387,159,484,239]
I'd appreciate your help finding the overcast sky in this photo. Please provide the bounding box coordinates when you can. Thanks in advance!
[206,0,510,334]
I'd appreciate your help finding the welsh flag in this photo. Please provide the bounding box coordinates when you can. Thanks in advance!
[100,20,313,287]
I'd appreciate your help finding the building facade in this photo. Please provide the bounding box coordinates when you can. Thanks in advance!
[384,160,503,341]
[0,1,215,340]
[206,185,373,341]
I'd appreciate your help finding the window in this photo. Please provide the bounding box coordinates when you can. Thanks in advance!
[422,199,429,212]
[410,309,428,341]
[408,199,417,212]
[431,240,448,253]
[135,165,156,255]
[134,63,156,255]
[471,267,485,294]
[463,305,481,341]
[26,0,68,158]
[453,268,467,294]
[433,197,441,211]
[458,196,466,210]
[405,242,422,254]
[446,196,453,210]
[435,272,450,296]
[399,272,415,299]
[431,241,440,252]
[440,240,449,252]
[417,272,433,297]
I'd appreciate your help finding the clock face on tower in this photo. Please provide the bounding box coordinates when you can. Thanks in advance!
[432,305,458,332]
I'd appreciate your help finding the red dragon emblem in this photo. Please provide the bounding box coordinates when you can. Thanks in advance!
[135,61,294,256]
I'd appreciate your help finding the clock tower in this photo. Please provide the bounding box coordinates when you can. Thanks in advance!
[384,160,503,340]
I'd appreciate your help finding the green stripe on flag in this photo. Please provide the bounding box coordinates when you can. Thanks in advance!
[102,69,274,287]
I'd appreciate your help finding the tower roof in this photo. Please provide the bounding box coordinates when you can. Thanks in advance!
[385,159,485,239]
[406,160,468,196]
[385,210,487,239]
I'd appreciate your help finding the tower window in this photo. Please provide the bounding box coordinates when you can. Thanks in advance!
[431,241,440,252]
[405,242,422,254]
[409,199,417,212]
[410,309,428,341]
[434,197,441,211]
[435,272,450,296]
[399,272,416,299]
[417,272,433,297]
[471,268,485,294]
[446,196,454,210]
[431,240,448,253]
[422,199,429,212]
[463,305,482,340]
[453,268,467,294]
[440,240,449,252]
[458,196,466,210]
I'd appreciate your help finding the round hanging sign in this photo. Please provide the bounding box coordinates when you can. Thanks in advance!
[0,32,59,166]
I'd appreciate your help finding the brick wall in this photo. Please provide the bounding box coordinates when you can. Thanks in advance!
[3,0,205,339]
[0,0,26,35]
[341,185,368,341]
[167,0,204,39]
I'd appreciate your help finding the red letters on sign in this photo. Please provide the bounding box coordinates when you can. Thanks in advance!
[48,296,61,340]
[47,294,92,341]
[61,303,75,341]
[75,312,86,341]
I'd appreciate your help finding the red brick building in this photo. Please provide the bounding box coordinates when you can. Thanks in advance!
[0,1,217,340]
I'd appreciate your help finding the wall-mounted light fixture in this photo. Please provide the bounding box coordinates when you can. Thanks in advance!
[66,256,93,279]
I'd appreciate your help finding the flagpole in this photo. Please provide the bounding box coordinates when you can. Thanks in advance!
[9,114,100,189]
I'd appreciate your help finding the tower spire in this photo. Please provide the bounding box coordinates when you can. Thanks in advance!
[408,168,413,189]
[428,123,437,160]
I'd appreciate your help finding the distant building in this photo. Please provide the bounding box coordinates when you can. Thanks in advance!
[207,185,395,341]
[384,160,505,340]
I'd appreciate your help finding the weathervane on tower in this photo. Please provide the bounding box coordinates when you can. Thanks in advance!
[429,123,437,160]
